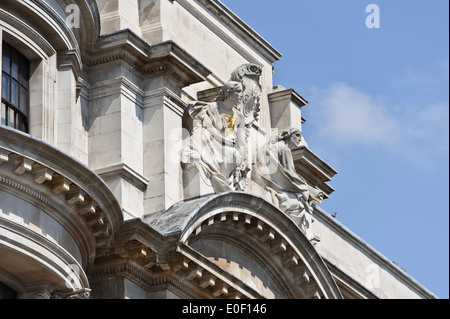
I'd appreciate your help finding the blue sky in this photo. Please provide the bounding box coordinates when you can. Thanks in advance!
[221,0,449,298]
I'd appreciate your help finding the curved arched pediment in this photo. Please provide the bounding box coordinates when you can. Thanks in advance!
[0,126,123,283]
[148,192,343,299]
[1,0,100,74]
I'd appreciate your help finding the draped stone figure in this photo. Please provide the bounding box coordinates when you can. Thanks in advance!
[253,127,324,243]
[181,64,262,194]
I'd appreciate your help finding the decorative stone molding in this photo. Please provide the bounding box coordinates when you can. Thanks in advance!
[176,0,282,64]
[95,163,149,192]
[93,192,343,299]
[51,288,91,299]
[183,209,323,299]
[83,30,211,90]
[0,126,123,264]
[291,146,337,199]
[57,49,82,76]
[92,240,254,299]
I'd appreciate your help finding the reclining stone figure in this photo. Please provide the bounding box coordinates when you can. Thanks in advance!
[253,127,324,243]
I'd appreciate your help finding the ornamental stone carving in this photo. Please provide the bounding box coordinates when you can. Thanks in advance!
[181,64,325,242]
[181,64,262,194]
[252,127,324,243]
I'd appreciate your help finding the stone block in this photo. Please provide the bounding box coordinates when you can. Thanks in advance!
[182,164,215,199]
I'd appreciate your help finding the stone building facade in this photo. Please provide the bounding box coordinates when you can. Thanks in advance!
[0,0,436,299]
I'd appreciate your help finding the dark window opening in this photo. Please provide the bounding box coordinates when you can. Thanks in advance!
[1,42,30,133]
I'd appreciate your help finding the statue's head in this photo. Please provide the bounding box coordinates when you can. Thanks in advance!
[217,81,243,103]
[279,127,302,147]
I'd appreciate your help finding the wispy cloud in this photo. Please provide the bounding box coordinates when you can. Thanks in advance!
[305,82,449,168]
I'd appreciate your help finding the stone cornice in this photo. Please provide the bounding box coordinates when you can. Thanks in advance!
[95,163,149,192]
[111,219,180,256]
[323,259,379,299]
[268,88,309,108]
[0,214,90,291]
[89,259,205,299]
[291,146,337,198]
[83,29,211,88]
[142,192,343,299]
[195,0,282,63]
[92,192,346,299]
[1,0,101,78]
[182,207,327,299]
[0,126,124,264]
[0,8,55,58]
[57,49,82,76]
[26,0,79,52]
[0,174,92,255]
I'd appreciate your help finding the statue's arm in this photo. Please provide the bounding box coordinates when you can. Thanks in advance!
[201,114,235,147]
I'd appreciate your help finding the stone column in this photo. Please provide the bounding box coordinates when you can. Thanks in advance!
[55,52,88,165]
[142,85,185,215]
[140,42,211,216]
[87,73,146,220]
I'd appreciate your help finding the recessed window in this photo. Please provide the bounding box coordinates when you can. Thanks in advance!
[1,42,30,133]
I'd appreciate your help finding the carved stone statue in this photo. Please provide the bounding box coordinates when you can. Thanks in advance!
[229,63,262,127]
[181,64,262,194]
[253,127,324,243]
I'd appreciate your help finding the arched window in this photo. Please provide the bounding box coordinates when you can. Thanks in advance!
[1,42,30,133]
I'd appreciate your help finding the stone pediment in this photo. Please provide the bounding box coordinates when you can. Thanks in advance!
[131,192,343,299]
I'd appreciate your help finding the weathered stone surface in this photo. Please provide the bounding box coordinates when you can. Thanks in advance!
[0,0,436,300]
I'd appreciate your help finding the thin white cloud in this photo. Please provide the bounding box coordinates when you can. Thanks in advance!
[306,82,449,168]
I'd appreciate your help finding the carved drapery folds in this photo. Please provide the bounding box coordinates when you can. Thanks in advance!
[253,127,324,243]
[181,63,262,193]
